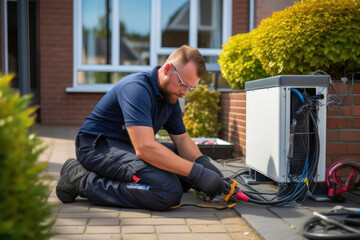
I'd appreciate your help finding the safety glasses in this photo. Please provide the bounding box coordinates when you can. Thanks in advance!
[171,63,196,91]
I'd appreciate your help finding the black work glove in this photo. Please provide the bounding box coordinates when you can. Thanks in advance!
[195,155,223,177]
[188,162,230,196]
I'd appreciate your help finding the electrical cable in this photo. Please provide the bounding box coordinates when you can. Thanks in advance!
[291,88,305,103]
[311,70,356,111]
[302,208,360,239]
[170,203,237,210]
[325,160,360,200]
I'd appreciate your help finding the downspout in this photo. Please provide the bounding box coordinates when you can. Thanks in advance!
[249,0,255,31]
[18,0,31,95]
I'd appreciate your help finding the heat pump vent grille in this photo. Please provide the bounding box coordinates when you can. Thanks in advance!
[289,89,317,177]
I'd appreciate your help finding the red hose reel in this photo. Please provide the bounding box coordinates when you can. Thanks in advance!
[325,159,360,199]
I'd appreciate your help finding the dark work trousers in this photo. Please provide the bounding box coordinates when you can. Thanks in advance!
[75,133,192,211]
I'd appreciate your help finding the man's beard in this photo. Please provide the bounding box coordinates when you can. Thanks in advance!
[159,79,179,104]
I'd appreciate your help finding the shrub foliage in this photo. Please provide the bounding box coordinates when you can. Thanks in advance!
[183,84,223,137]
[253,0,360,79]
[0,75,54,240]
[218,30,269,89]
[218,0,360,88]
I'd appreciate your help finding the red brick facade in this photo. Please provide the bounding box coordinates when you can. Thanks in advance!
[39,0,104,125]
[219,91,247,153]
[232,0,249,34]
[326,82,360,165]
[219,82,360,167]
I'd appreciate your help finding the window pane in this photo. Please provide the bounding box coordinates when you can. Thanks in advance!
[158,55,169,65]
[198,0,223,48]
[161,0,189,47]
[203,55,219,64]
[119,0,150,65]
[216,73,231,89]
[200,72,230,90]
[77,71,131,84]
[82,0,111,65]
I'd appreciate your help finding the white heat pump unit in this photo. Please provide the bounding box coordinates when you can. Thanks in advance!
[245,75,329,183]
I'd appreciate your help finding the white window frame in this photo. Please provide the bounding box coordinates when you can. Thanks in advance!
[67,0,232,93]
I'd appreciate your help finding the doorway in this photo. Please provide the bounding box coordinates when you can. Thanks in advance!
[0,0,39,118]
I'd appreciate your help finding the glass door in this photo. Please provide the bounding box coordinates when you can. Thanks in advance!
[0,0,39,108]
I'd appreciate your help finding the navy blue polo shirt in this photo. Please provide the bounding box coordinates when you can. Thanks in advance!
[79,66,186,143]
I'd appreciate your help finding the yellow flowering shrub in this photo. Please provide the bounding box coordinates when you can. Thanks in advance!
[218,30,268,89]
[253,0,360,79]
[183,84,223,137]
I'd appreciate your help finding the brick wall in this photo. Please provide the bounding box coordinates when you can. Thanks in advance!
[219,91,247,153]
[232,0,249,34]
[219,81,360,167]
[326,81,360,165]
[39,0,104,125]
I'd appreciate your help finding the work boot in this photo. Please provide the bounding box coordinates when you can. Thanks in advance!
[56,158,89,203]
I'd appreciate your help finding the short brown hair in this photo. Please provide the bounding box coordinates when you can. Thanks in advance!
[165,45,206,78]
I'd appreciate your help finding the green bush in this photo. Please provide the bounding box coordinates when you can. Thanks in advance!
[183,84,223,137]
[218,30,269,89]
[0,75,54,240]
[253,0,360,79]
[219,0,360,89]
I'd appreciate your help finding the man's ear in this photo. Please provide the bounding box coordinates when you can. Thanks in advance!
[163,63,171,75]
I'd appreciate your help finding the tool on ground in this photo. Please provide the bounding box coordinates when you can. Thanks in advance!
[169,178,239,210]
[325,159,360,201]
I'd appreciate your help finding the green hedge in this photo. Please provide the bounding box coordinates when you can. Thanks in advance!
[218,30,269,89]
[219,0,360,88]
[253,0,360,78]
[183,84,223,137]
[0,75,54,240]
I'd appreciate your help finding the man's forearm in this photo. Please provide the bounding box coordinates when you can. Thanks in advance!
[127,126,196,176]
[170,133,202,162]
[136,141,194,176]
